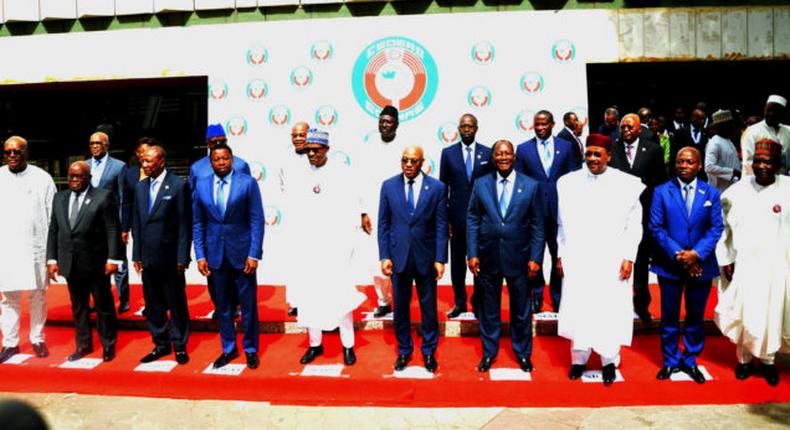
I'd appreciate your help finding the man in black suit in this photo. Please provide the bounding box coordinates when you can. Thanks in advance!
[46,161,122,362]
[637,107,660,144]
[666,106,687,137]
[120,138,154,249]
[132,145,192,365]
[609,113,667,323]
[558,111,585,168]
[669,109,709,182]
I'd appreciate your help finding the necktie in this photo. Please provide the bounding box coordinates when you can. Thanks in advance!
[626,144,634,164]
[692,128,700,144]
[464,145,473,181]
[684,183,693,216]
[499,178,509,215]
[217,178,227,217]
[148,179,157,214]
[407,179,415,214]
[69,192,80,228]
[542,140,552,175]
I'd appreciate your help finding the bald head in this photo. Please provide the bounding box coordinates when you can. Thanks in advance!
[291,122,310,154]
[401,145,425,179]
[620,113,641,143]
[89,131,109,160]
[68,161,91,192]
[4,136,29,173]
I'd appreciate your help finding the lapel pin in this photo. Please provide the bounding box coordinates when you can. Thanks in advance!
[165,185,170,190]
[518,188,522,193]
[424,185,429,190]
[641,147,646,152]
[85,199,91,205]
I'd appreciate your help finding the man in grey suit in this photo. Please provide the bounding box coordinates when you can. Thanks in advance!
[87,131,130,313]
[47,161,122,362]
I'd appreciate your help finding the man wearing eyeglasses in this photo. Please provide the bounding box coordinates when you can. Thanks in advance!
[0,136,57,363]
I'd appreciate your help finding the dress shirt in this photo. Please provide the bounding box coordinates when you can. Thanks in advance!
[149,169,167,203]
[403,172,424,207]
[496,170,515,212]
[538,136,555,173]
[624,137,641,168]
[90,153,109,188]
[678,177,697,212]
[213,170,234,214]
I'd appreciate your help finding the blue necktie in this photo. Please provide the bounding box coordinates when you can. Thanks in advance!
[464,145,473,181]
[217,178,227,217]
[499,178,509,215]
[684,183,693,216]
[407,179,415,215]
[542,140,552,176]
[148,179,157,214]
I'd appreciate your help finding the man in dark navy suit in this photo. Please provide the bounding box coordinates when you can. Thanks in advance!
[467,140,545,373]
[132,145,192,365]
[557,111,585,168]
[439,113,492,319]
[650,147,723,384]
[516,110,577,313]
[379,145,448,373]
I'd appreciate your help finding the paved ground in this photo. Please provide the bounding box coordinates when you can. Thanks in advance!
[3,392,789,429]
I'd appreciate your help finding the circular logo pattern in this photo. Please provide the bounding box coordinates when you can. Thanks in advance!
[225,116,248,137]
[249,162,268,184]
[246,45,269,66]
[552,39,576,63]
[290,66,313,89]
[568,106,589,130]
[246,79,268,102]
[423,157,437,177]
[515,110,536,134]
[268,105,291,127]
[264,205,282,226]
[467,86,492,109]
[311,40,334,62]
[352,36,439,122]
[315,105,339,128]
[520,72,544,94]
[209,80,228,100]
[332,150,352,167]
[470,41,495,65]
[436,122,459,145]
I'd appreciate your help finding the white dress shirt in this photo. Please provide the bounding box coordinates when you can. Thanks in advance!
[403,172,424,207]
[90,153,109,188]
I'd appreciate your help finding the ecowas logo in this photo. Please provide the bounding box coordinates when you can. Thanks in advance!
[314,105,339,128]
[520,72,544,94]
[290,66,313,89]
[422,157,437,177]
[246,45,269,66]
[249,162,268,183]
[515,110,536,134]
[436,122,459,145]
[352,36,438,122]
[208,80,228,100]
[552,39,576,63]
[268,105,291,126]
[467,86,492,109]
[264,205,282,226]
[311,41,334,62]
[246,79,268,102]
[470,41,495,65]
[224,117,248,137]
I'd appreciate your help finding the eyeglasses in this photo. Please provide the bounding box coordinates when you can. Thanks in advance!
[4,149,23,156]
[207,138,227,144]
[89,141,105,145]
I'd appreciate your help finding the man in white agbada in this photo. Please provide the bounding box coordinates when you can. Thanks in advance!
[290,129,366,366]
[556,134,645,385]
[740,94,790,175]
[716,138,790,387]
[0,136,56,363]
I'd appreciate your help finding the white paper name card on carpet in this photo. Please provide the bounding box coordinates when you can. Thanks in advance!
[135,361,178,373]
[201,310,214,320]
[534,312,558,321]
[301,364,344,378]
[2,354,32,365]
[670,366,713,382]
[60,358,103,370]
[134,307,145,317]
[581,370,624,383]
[202,363,246,376]
[392,366,435,379]
[489,368,532,381]
[362,312,393,321]
[449,312,476,321]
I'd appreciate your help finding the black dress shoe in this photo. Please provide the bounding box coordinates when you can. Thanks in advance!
[602,364,617,385]
[478,356,495,372]
[32,342,49,358]
[68,348,94,362]
[300,345,324,364]
[394,354,411,371]
[423,354,437,373]
[213,348,240,369]
[656,366,679,380]
[762,364,780,387]
[682,365,706,384]
[175,351,189,365]
[246,352,259,369]
[735,362,755,380]
[287,307,298,317]
[343,347,357,366]
[118,301,130,314]
[569,364,586,380]
[0,346,19,363]
[636,310,652,324]
[446,306,467,319]
[103,347,115,362]
[518,356,533,372]
[140,347,171,363]
[373,305,392,318]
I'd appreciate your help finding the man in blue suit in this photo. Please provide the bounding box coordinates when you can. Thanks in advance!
[650,147,723,384]
[468,140,545,373]
[189,124,252,318]
[132,145,192,365]
[515,110,577,313]
[193,144,264,370]
[379,145,448,373]
[87,131,130,313]
[439,114,492,319]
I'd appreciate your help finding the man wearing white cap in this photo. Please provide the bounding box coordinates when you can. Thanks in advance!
[740,95,790,176]
[705,109,742,193]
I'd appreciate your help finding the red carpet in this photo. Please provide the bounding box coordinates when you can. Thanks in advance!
[0,326,786,407]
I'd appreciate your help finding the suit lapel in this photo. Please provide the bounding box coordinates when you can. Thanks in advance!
[471,143,487,181]
[669,181,687,219]
[688,182,707,224]
[503,175,523,219]
[149,174,168,216]
[411,177,432,222]
[486,175,504,220]
[71,187,96,231]
[529,139,550,181]
[222,175,241,221]
[396,175,412,218]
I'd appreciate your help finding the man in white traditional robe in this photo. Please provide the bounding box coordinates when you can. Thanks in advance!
[0,136,56,363]
[556,134,644,385]
[291,129,366,366]
[716,138,790,387]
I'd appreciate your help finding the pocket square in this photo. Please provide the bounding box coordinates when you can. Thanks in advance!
[480,161,489,165]
[703,200,712,207]
[162,195,172,200]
